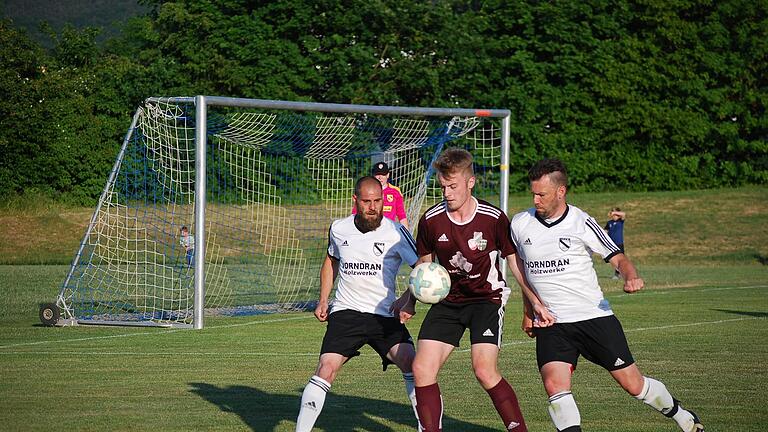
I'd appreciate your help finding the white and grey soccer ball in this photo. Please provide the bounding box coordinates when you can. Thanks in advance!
[408,262,451,304]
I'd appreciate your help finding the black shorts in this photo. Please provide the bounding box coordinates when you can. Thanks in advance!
[321,309,413,371]
[534,315,635,371]
[417,301,505,347]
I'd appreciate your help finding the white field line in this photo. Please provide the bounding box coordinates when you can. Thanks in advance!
[0,315,314,350]
[1,284,765,355]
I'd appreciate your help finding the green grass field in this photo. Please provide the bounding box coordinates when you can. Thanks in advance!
[1,187,767,431]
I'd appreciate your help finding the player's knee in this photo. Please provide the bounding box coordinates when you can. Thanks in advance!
[411,357,437,383]
[472,366,500,388]
[392,345,416,372]
[542,376,570,396]
[622,379,645,396]
[315,362,341,383]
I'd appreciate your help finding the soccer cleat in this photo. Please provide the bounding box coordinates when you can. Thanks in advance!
[687,410,704,432]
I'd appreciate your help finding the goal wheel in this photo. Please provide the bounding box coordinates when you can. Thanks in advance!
[39,303,60,326]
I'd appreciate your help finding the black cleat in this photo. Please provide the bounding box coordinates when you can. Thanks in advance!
[688,409,704,432]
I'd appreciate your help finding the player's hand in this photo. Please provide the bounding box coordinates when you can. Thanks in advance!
[623,277,644,294]
[532,303,556,328]
[314,301,329,322]
[521,314,535,338]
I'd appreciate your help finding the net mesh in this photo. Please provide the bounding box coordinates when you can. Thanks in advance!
[58,99,503,325]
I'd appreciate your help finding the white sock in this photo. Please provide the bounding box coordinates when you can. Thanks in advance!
[634,376,698,431]
[548,391,581,431]
[403,372,421,430]
[296,375,331,432]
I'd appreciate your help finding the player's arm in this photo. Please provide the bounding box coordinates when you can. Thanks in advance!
[393,253,434,323]
[315,254,338,322]
[394,190,408,229]
[391,227,420,323]
[507,253,555,335]
[609,253,643,293]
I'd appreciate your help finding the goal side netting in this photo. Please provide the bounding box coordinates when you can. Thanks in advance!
[55,96,510,328]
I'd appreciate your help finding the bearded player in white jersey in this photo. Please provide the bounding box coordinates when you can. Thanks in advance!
[295,176,419,432]
[510,158,703,432]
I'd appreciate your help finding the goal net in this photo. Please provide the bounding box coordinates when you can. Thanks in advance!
[55,97,510,328]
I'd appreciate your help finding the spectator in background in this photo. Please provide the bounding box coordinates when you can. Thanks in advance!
[179,226,195,266]
[605,208,626,279]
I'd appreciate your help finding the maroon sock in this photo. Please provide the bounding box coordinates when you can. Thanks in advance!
[486,378,528,431]
[415,383,442,432]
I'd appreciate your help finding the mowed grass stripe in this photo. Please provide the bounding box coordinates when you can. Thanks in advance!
[1,283,764,351]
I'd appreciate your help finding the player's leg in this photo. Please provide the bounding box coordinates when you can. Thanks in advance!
[611,365,704,432]
[467,302,527,431]
[296,310,366,432]
[586,315,703,432]
[412,303,463,432]
[412,340,453,432]
[386,342,419,429]
[374,316,420,429]
[535,323,582,432]
[296,353,346,432]
[471,343,527,431]
[540,362,581,432]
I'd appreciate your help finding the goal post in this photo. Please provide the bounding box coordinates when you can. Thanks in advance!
[53,96,511,329]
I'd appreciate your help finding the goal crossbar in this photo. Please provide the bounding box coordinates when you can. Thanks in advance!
[56,96,511,329]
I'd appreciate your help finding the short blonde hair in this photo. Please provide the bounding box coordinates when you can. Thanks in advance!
[433,148,474,177]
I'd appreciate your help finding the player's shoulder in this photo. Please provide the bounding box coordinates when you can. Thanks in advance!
[566,204,593,223]
[387,184,403,195]
[331,214,355,231]
[422,201,446,221]
[475,199,505,220]
[511,207,537,224]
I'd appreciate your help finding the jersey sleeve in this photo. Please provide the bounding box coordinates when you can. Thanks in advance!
[508,212,522,248]
[584,216,622,262]
[326,224,340,259]
[495,212,516,258]
[415,214,432,258]
[398,223,418,266]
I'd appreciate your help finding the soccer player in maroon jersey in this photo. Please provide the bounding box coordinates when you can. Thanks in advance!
[392,148,552,432]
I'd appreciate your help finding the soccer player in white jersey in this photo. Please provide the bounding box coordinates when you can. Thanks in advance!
[395,148,552,432]
[509,158,704,432]
[295,176,419,432]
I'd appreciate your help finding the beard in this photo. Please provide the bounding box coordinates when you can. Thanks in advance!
[355,211,383,233]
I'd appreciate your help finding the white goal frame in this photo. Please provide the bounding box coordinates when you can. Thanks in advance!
[55,96,511,329]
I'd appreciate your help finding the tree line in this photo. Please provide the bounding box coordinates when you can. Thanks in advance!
[1,0,765,205]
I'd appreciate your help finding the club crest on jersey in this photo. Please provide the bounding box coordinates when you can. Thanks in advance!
[468,232,487,251]
[386,194,394,202]
[373,242,385,256]
[558,237,571,251]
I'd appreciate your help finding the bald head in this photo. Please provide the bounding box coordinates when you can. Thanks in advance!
[355,176,382,197]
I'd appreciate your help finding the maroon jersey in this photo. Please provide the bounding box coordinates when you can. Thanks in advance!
[416,198,515,304]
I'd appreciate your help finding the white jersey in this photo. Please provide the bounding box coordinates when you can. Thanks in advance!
[510,205,622,323]
[327,215,418,317]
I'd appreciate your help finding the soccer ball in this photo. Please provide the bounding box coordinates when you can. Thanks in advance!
[408,262,451,304]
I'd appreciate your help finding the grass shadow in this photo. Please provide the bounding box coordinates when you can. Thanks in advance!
[754,253,768,266]
[189,382,497,431]
[712,309,768,318]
